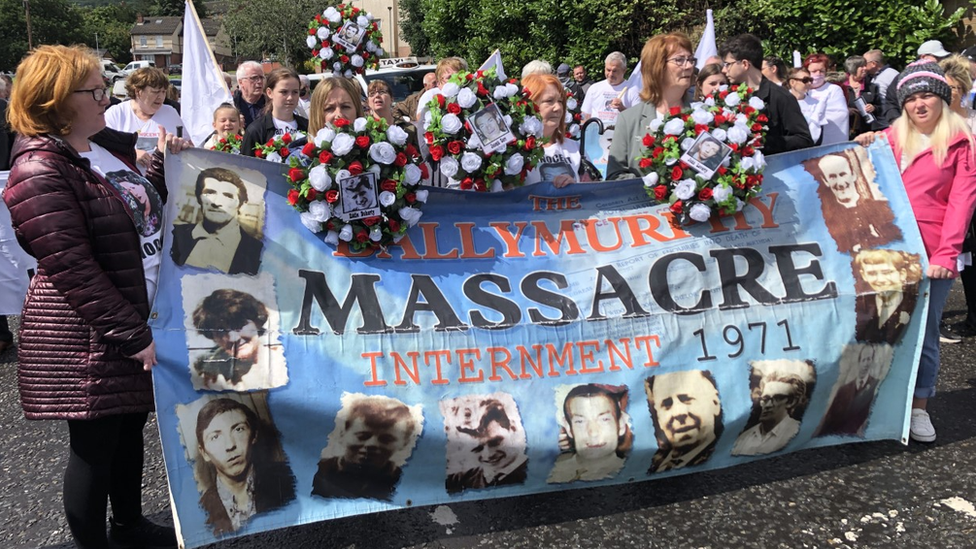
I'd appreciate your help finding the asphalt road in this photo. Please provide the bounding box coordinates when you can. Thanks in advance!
[3,287,976,549]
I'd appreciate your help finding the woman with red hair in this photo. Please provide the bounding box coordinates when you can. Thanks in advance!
[803,53,850,145]
[522,74,588,187]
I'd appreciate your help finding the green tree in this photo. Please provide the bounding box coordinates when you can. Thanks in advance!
[399,0,429,57]
[223,0,319,68]
[81,4,138,64]
[0,0,87,71]
[149,0,207,18]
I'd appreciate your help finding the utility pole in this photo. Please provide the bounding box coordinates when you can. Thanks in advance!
[95,32,99,54]
[23,0,33,50]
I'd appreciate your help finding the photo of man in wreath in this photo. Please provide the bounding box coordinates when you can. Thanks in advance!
[680,132,731,180]
[471,103,515,153]
[339,173,380,221]
[334,21,365,50]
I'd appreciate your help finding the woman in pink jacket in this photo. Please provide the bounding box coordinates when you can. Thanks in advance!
[858,61,976,443]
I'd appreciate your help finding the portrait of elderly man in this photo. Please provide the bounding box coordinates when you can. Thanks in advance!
[312,395,422,501]
[732,360,816,456]
[548,384,632,483]
[816,343,893,437]
[645,370,723,473]
[853,249,921,345]
[193,398,296,536]
[172,167,263,275]
[804,150,902,254]
[191,288,271,390]
[442,396,528,493]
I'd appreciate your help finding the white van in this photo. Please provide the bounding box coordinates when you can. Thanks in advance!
[101,60,124,82]
[122,60,156,76]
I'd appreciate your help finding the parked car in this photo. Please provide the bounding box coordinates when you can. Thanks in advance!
[122,60,156,76]
[101,60,124,82]
[307,65,435,106]
[168,64,182,75]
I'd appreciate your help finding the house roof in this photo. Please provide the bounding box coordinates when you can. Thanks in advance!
[131,17,181,35]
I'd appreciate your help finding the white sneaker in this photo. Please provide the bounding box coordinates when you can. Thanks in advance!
[910,408,936,443]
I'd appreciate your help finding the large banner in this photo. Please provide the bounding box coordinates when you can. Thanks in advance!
[0,172,36,315]
[152,140,927,548]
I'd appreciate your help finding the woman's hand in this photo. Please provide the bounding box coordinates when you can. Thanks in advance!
[128,341,158,371]
[156,126,193,154]
[865,103,875,113]
[553,174,575,188]
[927,264,954,279]
[854,131,878,147]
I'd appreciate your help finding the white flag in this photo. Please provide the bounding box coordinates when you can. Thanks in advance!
[695,9,718,69]
[479,50,507,81]
[182,0,232,146]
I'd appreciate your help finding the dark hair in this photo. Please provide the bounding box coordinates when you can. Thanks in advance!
[194,167,247,205]
[562,384,632,457]
[763,56,787,80]
[719,34,763,69]
[195,398,259,450]
[262,67,301,114]
[457,399,513,438]
[192,289,269,336]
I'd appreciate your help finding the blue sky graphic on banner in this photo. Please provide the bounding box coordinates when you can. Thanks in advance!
[152,140,927,547]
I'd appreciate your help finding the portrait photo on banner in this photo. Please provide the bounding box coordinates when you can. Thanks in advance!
[645,370,723,474]
[337,172,381,222]
[852,249,922,346]
[731,359,816,457]
[311,393,423,502]
[174,393,297,536]
[470,103,515,154]
[170,163,267,276]
[680,131,732,180]
[547,383,631,484]
[804,148,902,254]
[181,273,288,392]
[815,342,894,438]
[440,393,528,494]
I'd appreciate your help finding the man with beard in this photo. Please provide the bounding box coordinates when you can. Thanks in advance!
[446,399,528,493]
[646,370,723,473]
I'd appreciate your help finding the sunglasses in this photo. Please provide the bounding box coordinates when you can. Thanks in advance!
[791,77,813,84]
[300,87,309,97]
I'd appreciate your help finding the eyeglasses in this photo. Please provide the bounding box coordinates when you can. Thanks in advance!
[791,77,813,84]
[667,56,697,67]
[300,87,309,97]
[242,75,265,83]
[74,87,110,101]
[721,59,742,69]
[368,89,391,97]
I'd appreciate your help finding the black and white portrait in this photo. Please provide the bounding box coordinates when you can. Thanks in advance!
[338,173,380,222]
[815,343,894,437]
[645,370,723,473]
[680,131,732,180]
[731,359,816,456]
[853,249,922,345]
[470,103,515,154]
[333,21,366,51]
[441,393,528,493]
[548,384,631,483]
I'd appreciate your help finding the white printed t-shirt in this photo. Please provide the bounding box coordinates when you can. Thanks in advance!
[581,80,630,128]
[104,101,184,165]
[524,139,582,185]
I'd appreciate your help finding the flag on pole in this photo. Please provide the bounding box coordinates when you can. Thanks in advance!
[695,9,718,69]
[182,0,232,146]
[479,50,507,80]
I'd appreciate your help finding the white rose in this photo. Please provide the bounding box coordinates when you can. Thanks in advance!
[324,230,339,245]
[338,224,353,241]
[441,82,460,98]
[690,101,704,110]
[327,10,341,23]
[335,169,352,182]
[504,152,524,175]
[490,179,504,193]
[366,41,376,53]
[735,113,748,125]
[357,15,369,27]
[493,86,508,100]
[266,151,282,163]
[567,97,578,111]
[564,111,573,124]
[712,185,732,203]
[505,83,519,97]
[422,111,432,130]
[642,172,659,187]
[504,115,513,127]
[379,191,396,207]
[468,131,482,149]
[333,61,342,72]
[307,36,318,49]
[681,137,697,151]
[725,92,741,107]
[740,156,756,172]
[704,97,716,107]
[753,150,766,170]
[718,84,729,93]
[648,118,664,133]
[369,226,383,242]
[712,128,727,142]
[691,109,713,125]
[351,55,364,68]
[519,116,543,137]
[309,165,333,191]
[735,198,746,212]
[727,125,749,144]
[315,127,336,147]
[663,118,686,136]
[331,133,355,156]
[748,96,765,111]
[674,179,696,200]
[376,48,385,57]
[354,117,368,132]
[440,156,460,178]
[441,113,462,134]
[415,189,428,203]
[366,12,374,21]
[568,123,580,136]
[309,200,331,221]
[398,206,423,226]
[404,164,422,185]
[369,141,397,164]
[689,203,712,222]
[722,155,732,167]
[300,212,322,233]
[368,164,381,175]
[344,70,353,79]
[665,157,677,166]
[323,6,338,18]
[386,124,408,146]
[461,152,482,172]
[457,87,476,109]
[317,27,331,40]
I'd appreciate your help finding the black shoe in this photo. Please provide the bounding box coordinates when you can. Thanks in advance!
[940,322,963,344]
[109,516,177,549]
[952,321,976,338]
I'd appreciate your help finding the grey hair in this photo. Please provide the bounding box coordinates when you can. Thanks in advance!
[605,51,627,68]
[844,55,867,75]
[521,60,553,79]
[863,49,885,64]
[236,61,263,82]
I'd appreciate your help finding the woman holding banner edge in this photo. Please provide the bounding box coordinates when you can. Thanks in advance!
[856,61,976,443]
[3,45,190,549]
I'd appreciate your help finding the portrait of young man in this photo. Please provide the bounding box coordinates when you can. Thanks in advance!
[645,370,723,473]
[816,343,893,437]
[441,395,528,493]
[732,360,816,456]
[312,395,422,502]
[548,384,631,483]
[191,397,296,536]
[339,174,379,220]
[171,166,264,275]
[191,288,270,390]
[853,249,921,345]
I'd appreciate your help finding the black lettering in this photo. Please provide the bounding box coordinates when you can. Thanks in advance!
[395,274,468,333]
[649,252,712,313]
[463,274,522,329]
[769,243,838,302]
[521,271,580,326]
[588,265,649,320]
[292,270,390,335]
[709,248,779,309]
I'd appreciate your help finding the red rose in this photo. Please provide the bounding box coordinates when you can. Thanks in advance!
[751,123,763,132]
[717,166,728,175]
[289,168,304,182]
[714,114,727,125]
[326,220,335,231]
[460,177,474,190]
[729,143,739,153]
[436,94,445,108]
[356,135,370,149]
[757,114,768,123]
[306,188,318,201]
[695,124,709,135]
[719,90,728,99]
[525,136,536,150]
[405,144,420,158]
[639,157,653,169]
[266,138,275,148]
[388,218,400,233]
[654,185,668,201]
[279,147,290,158]
[394,152,408,167]
[420,164,429,179]
[319,150,333,164]
[447,102,461,115]
[363,216,380,226]
[381,179,398,192]
[698,187,713,201]
[574,113,582,122]
[476,70,485,78]
[424,131,434,145]
[743,146,755,156]
[254,149,265,158]
[355,230,369,243]
[281,133,292,144]
[642,134,654,147]
[308,28,316,35]
[447,141,462,155]
[681,114,690,122]
[302,142,316,157]
[477,82,489,96]
[287,189,300,205]
[742,105,755,115]
[671,166,683,180]
[325,189,339,203]
[219,137,227,144]
[474,179,487,192]
[311,49,319,57]
[405,192,416,203]
[334,118,350,128]
[652,146,664,158]
[348,161,364,175]
[340,55,350,63]
[670,200,683,214]
[669,106,681,116]
[430,145,445,161]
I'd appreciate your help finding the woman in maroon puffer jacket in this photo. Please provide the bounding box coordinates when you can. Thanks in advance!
[3,45,189,549]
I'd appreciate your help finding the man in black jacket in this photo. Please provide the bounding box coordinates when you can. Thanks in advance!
[720,34,813,155]
[233,61,267,128]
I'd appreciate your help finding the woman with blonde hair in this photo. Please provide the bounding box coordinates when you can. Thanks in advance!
[307,76,365,136]
[104,66,185,172]
[607,32,694,179]
[939,55,975,131]
[856,61,976,443]
[4,44,190,549]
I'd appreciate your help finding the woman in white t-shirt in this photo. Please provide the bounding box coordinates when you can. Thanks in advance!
[241,67,308,157]
[803,54,850,145]
[104,67,186,172]
[522,74,587,187]
[787,67,826,146]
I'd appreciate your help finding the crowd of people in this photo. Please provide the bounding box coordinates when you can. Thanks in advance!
[1,27,976,548]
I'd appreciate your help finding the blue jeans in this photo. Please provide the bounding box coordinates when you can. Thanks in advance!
[915,278,953,399]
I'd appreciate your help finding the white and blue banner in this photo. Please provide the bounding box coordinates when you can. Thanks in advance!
[152,140,927,547]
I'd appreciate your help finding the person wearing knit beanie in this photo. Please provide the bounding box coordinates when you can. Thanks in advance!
[896,61,953,108]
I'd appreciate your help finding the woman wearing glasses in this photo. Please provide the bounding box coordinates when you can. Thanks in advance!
[104,67,186,173]
[607,33,694,180]
[3,45,191,549]
[788,67,827,146]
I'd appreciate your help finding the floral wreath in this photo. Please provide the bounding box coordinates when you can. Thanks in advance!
[637,82,768,225]
[306,4,383,78]
[285,117,428,250]
[423,67,546,192]
[210,133,242,154]
[565,89,582,140]
[253,131,309,164]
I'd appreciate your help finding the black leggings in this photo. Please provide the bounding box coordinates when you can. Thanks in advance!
[64,412,148,548]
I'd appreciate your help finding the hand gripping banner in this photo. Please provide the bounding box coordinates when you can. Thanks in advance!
[152,140,926,547]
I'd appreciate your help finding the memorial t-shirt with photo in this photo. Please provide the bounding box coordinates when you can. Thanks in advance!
[581,80,630,128]
[524,139,582,185]
[104,101,184,172]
